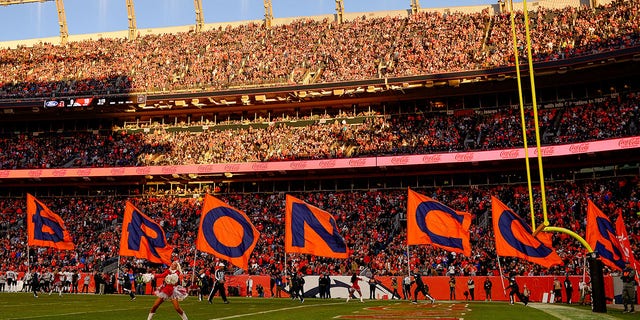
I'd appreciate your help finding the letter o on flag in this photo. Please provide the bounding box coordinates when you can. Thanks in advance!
[201,207,255,258]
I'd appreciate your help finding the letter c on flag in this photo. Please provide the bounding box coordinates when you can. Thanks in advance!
[415,201,464,250]
[498,210,552,258]
[201,207,256,258]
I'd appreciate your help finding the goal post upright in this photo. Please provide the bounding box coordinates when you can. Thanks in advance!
[507,0,537,231]
[517,0,605,312]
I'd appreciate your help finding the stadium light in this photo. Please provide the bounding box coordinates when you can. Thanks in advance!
[410,0,421,14]
[264,0,273,28]
[126,0,137,40]
[335,0,344,24]
[194,0,204,32]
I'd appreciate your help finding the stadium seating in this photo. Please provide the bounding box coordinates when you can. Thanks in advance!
[0,1,638,98]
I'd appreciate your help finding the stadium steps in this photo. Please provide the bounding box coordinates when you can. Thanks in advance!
[309,67,324,84]
[302,69,313,84]
[301,67,325,85]
[289,67,307,84]
[382,18,408,75]
[152,154,165,165]
[62,157,81,168]
[464,133,476,149]
[551,107,570,141]
[101,257,119,273]
[481,13,494,53]
[477,208,490,230]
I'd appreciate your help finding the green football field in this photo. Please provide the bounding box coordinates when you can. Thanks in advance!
[0,293,636,320]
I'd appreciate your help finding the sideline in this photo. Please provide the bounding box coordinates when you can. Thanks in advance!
[529,303,621,320]
[208,301,347,320]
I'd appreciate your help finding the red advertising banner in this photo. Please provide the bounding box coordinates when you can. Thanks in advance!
[0,136,638,179]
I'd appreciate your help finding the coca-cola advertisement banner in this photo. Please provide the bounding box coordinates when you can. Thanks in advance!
[0,136,638,179]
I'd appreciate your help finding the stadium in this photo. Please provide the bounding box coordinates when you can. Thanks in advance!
[0,0,639,319]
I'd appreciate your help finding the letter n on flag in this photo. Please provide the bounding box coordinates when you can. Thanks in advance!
[285,195,348,259]
[120,201,173,265]
[196,194,260,270]
[26,193,75,250]
[586,199,625,270]
[407,188,471,256]
[491,196,562,268]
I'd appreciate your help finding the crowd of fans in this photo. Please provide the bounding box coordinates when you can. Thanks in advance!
[0,1,639,98]
[0,91,638,169]
[0,176,638,280]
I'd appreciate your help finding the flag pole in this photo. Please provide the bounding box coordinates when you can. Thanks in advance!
[406,187,411,275]
[283,252,288,295]
[191,248,198,285]
[26,195,31,274]
[116,255,121,293]
[582,255,587,284]
[406,245,411,275]
[497,255,507,295]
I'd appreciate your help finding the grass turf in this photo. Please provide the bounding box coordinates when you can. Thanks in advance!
[0,293,636,320]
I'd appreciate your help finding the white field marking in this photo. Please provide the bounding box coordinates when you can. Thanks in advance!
[209,302,347,320]
[529,303,620,320]
[4,307,144,320]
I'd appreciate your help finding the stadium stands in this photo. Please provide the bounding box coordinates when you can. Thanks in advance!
[0,91,638,169]
[0,0,638,98]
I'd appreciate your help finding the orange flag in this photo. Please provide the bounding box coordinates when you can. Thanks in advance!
[196,194,260,270]
[615,212,640,275]
[536,231,554,249]
[586,199,626,270]
[285,195,348,259]
[26,193,75,250]
[491,196,562,268]
[407,188,471,256]
[615,211,640,283]
[120,201,173,265]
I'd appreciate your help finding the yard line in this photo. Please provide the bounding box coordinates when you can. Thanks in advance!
[208,302,347,320]
[4,307,145,320]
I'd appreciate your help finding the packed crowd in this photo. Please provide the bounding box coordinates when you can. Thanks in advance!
[486,1,640,66]
[1,1,639,98]
[1,91,638,170]
[1,176,639,280]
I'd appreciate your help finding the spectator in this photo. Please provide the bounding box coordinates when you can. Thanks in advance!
[484,277,493,301]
